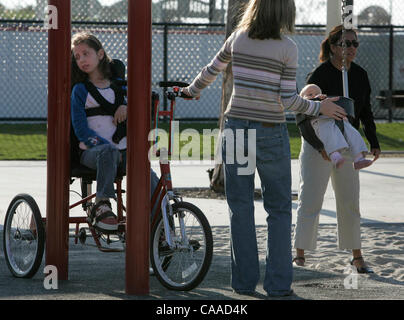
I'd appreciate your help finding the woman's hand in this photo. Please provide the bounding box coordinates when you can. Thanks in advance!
[113,105,127,125]
[320,149,330,161]
[370,148,381,162]
[319,97,347,120]
[181,87,199,99]
[181,87,192,97]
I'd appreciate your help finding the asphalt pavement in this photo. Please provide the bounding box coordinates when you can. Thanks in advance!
[0,158,403,301]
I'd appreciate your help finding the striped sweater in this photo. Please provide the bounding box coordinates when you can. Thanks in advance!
[187,30,321,123]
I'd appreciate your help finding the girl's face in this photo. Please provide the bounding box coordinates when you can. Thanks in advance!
[72,42,104,75]
[330,32,358,64]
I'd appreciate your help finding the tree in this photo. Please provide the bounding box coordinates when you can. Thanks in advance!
[208,0,248,193]
[295,0,326,25]
[35,0,102,21]
[0,5,35,20]
[358,5,391,25]
[100,0,128,22]
[152,0,225,23]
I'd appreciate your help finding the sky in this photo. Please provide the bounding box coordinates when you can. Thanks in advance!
[0,0,121,8]
[0,0,401,24]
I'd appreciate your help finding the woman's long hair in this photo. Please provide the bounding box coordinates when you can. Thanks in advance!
[319,25,358,63]
[236,0,296,40]
[71,32,112,88]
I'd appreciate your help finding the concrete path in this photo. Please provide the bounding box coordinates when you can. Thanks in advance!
[1,158,403,229]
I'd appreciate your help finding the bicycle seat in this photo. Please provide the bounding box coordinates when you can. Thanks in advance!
[70,162,126,182]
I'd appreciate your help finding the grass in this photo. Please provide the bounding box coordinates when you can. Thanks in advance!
[0,124,47,160]
[0,122,403,161]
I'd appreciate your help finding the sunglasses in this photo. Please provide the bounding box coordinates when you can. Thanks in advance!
[336,40,360,48]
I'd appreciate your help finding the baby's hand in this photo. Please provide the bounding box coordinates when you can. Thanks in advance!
[315,94,327,100]
[113,105,127,126]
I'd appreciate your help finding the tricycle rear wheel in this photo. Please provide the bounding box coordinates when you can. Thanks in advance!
[3,194,45,278]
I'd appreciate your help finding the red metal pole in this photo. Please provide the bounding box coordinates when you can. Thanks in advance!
[45,0,71,280]
[126,0,152,295]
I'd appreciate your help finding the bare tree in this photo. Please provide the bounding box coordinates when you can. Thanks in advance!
[208,0,248,193]
[35,0,102,21]
[294,0,326,24]
[358,5,391,25]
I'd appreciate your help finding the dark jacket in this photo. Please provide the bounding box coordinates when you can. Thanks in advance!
[306,60,380,149]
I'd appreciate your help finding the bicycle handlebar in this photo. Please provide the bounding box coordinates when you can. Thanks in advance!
[157,81,194,100]
[159,81,189,88]
[165,86,195,100]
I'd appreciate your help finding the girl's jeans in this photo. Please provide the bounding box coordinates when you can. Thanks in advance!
[80,144,159,200]
[222,117,293,295]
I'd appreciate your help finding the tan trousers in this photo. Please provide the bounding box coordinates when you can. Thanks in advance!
[293,139,362,250]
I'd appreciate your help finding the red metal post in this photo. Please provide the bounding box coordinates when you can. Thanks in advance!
[126,0,152,295]
[45,0,71,280]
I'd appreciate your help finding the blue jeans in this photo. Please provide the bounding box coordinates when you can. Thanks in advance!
[80,144,159,200]
[222,117,293,295]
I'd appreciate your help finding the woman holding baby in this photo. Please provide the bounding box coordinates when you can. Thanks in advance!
[293,25,381,273]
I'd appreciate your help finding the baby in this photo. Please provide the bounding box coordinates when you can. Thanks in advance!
[300,84,373,170]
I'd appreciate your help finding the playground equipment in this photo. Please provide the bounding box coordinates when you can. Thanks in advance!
[3,81,213,291]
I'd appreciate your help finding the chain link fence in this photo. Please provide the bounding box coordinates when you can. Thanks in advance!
[1,0,404,121]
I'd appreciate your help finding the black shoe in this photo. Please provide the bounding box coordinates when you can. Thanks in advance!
[233,289,256,296]
[189,239,201,251]
[267,289,295,297]
[233,290,267,299]
[159,243,174,256]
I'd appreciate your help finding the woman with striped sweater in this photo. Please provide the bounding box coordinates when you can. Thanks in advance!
[183,0,346,297]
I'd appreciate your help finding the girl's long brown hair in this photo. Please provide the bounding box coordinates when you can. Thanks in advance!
[319,25,358,63]
[236,0,296,40]
[71,32,112,87]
